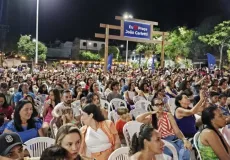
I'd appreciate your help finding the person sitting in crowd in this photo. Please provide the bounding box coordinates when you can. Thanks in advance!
[14,83,35,106]
[0,93,13,120]
[137,98,192,159]
[174,90,206,138]
[129,124,164,160]
[115,107,131,145]
[38,84,48,95]
[4,100,44,142]
[52,90,81,124]
[56,107,77,128]
[209,91,220,106]
[55,123,90,160]
[40,146,67,160]
[0,83,13,106]
[107,81,123,102]
[104,80,113,98]
[80,104,121,160]
[0,132,24,160]
[124,82,136,106]
[42,89,61,135]
[198,106,230,160]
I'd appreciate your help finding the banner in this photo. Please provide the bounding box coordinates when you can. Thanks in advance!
[107,54,113,71]
[124,21,151,40]
[207,53,216,70]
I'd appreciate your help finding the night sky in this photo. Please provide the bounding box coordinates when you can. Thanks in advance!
[2,0,230,45]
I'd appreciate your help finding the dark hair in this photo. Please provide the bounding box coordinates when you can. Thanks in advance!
[129,124,155,156]
[105,80,113,91]
[110,81,119,90]
[139,82,148,92]
[40,146,67,160]
[82,104,105,122]
[38,84,48,94]
[89,82,98,93]
[24,95,38,117]
[86,93,100,104]
[62,90,71,96]
[0,82,8,89]
[219,94,227,99]
[49,89,61,107]
[175,93,187,108]
[0,93,9,108]
[128,82,135,91]
[13,100,36,132]
[202,106,228,153]
[219,78,227,86]
[86,77,93,85]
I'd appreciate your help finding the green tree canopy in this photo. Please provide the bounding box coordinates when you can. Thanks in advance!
[199,21,230,68]
[17,35,47,61]
[79,51,100,61]
[99,46,120,60]
[156,27,195,60]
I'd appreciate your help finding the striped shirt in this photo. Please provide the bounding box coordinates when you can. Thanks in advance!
[158,112,175,138]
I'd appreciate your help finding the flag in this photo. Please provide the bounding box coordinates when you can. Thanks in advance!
[151,55,155,73]
[207,53,216,70]
[107,54,113,71]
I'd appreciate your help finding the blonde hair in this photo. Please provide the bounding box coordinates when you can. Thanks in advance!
[62,107,73,115]
[117,107,129,116]
[55,123,82,146]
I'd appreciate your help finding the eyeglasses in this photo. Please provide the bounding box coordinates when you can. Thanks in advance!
[155,103,164,106]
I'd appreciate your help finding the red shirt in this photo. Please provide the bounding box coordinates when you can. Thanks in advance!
[115,119,127,135]
[0,106,13,120]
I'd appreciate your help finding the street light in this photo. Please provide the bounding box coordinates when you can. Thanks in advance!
[120,44,124,48]
[123,12,133,65]
[35,0,39,64]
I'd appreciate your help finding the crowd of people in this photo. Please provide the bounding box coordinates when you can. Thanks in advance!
[0,65,230,160]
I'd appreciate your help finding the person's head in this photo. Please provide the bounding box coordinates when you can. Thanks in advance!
[219,78,227,89]
[55,124,82,160]
[152,98,164,112]
[89,82,99,93]
[62,107,74,121]
[40,146,67,160]
[175,93,191,108]
[86,93,100,107]
[86,77,93,86]
[129,124,164,156]
[14,100,35,131]
[0,82,8,94]
[105,80,113,90]
[210,91,219,104]
[0,93,8,108]
[110,81,120,91]
[81,104,105,125]
[211,79,219,87]
[62,90,72,105]
[117,107,129,120]
[49,89,61,105]
[128,82,135,91]
[55,83,63,90]
[20,83,29,93]
[219,94,227,106]
[0,133,24,159]
[139,83,149,92]
[12,81,19,90]
[153,89,165,99]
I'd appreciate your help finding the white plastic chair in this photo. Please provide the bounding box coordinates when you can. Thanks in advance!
[161,139,179,160]
[100,99,110,109]
[108,110,120,123]
[134,100,151,111]
[167,98,176,115]
[110,98,127,111]
[24,137,55,157]
[193,132,202,160]
[123,121,143,147]
[50,118,58,138]
[130,108,147,119]
[108,147,129,160]
[221,125,230,146]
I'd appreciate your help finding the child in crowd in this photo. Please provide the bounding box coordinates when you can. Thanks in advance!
[115,107,131,145]
[56,107,78,128]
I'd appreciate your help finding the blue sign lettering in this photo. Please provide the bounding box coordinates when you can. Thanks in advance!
[124,21,151,40]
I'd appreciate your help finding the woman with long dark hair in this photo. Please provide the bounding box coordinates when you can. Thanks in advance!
[198,106,230,159]
[0,93,13,120]
[129,124,164,160]
[80,104,120,160]
[42,89,61,135]
[4,100,44,142]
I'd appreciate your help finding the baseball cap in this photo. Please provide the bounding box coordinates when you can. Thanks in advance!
[0,133,23,156]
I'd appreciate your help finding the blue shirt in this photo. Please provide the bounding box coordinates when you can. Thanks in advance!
[0,122,8,134]
[13,92,35,103]
[5,120,42,142]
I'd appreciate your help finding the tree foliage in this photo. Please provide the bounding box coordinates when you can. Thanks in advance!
[156,27,195,60]
[17,35,47,61]
[199,21,230,68]
[99,46,120,60]
[136,43,157,58]
[79,51,100,61]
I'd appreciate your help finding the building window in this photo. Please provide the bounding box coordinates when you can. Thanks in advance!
[83,42,86,46]
[101,44,105,48]
[132,56,134,60]
[142,55,145,58]
[136,55,139,59]
[94,43,97,47]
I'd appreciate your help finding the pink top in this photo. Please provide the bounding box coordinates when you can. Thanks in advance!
[44,101,53,123]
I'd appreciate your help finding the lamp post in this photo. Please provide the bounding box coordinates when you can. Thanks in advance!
[35,0,39,64]
[123,13,133,65]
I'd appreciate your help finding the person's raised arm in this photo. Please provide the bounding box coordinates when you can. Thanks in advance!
[136,111,156,124]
